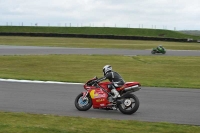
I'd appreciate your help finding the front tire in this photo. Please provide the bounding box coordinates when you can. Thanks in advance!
[118,93,139,115]
[151,50,156,54]
[75,93,92,111]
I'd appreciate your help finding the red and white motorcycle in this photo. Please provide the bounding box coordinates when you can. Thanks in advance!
[75,77,141,114]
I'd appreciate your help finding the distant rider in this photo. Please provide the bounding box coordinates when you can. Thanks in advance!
[157,45,163,51]
[95,65,125,99]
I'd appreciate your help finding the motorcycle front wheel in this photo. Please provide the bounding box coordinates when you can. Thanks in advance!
[118,93,139,115]
[151,50,156,54]
[75,93,92,111]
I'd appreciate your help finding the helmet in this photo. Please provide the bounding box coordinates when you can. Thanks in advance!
[103,65,112,76]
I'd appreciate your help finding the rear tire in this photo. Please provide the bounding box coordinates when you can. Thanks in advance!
[75,93,92,111]
[118,93,139,115]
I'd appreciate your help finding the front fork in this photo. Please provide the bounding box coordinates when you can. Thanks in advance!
[82,91,89,100]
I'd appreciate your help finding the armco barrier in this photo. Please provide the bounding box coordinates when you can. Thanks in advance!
[0,32,192,42]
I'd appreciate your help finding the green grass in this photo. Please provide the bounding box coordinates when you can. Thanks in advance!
[1,26,200,39]
[1,36,200,50]
[0,55,199,88]
[0,112,200,133]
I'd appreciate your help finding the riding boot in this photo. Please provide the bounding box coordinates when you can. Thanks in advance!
[111,89,120,99]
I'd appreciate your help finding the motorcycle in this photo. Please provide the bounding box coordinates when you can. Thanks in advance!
[75,77,141,115]
[151,46,166,54]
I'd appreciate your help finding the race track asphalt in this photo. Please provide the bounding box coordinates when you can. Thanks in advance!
[0,81,200,125]
[0,45,200,56]
[0,45,200,125]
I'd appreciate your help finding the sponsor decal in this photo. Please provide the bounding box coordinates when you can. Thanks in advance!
[90,90,98,99]
[96,99,105,102]
[90,90,106,99]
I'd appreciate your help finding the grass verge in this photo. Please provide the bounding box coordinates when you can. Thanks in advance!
[0,54,199,88]
[1,36,200,50]
[0,112,200,133]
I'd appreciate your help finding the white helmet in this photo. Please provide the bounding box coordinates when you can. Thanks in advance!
[103,65,112,76]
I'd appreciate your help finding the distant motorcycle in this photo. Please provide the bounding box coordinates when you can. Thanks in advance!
[75,77,141,115]
[151,46,166,54]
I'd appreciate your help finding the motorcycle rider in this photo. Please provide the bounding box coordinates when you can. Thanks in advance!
[157,45,163,51]
[95,65,125,99]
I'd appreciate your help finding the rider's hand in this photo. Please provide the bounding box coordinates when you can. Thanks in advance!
[92,80,98,85]
[88,80,97,85]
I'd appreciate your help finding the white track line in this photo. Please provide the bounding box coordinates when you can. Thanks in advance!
[0,78,83,85]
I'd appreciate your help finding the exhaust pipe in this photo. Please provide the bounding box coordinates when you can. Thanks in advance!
[124,85,141,92]
[118,85,141,100]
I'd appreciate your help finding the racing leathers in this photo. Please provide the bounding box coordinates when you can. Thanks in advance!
[157,45,163,51]
[96,71,125,98]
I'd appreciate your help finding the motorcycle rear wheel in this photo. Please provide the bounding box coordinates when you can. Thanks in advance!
[118,93,139,115]
[75,93,92,111]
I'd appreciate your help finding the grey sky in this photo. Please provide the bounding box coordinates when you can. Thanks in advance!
[1,0,200,30]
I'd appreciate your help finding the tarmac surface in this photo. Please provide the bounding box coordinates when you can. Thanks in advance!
[0,81,200,125]
[0,45,200,56]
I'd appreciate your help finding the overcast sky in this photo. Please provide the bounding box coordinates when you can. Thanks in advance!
[1,0,200,30]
